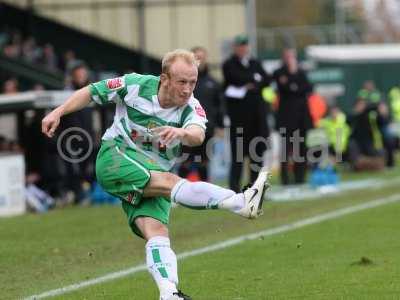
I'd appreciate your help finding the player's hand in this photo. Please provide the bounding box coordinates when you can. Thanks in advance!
[151,126,185,146]
[42,110,62,138]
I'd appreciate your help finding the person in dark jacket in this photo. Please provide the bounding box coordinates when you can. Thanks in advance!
[59,62,95,203]
[222,35,271,192]
[179,46,224,181]
[347,98,394,169]
[273,48,313,185]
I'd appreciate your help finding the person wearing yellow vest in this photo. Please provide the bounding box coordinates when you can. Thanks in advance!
[388,85,400,122]
[318,107,350,157]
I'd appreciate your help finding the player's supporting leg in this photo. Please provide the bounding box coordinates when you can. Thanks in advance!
[140,169,270,299]
[145,168,270,219]
[135,217,191,300]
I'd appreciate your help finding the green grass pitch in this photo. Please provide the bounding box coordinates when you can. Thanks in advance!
[1,168,400,299]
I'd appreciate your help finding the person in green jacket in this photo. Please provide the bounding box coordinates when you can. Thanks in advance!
[388,85,400,122]
[357,80,382,103]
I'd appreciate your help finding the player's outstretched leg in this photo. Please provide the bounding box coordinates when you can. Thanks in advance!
[171,167,271,219]
[222,167,270,218]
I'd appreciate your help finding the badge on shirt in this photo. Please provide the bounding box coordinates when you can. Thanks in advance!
[130,129,138,141]
[126,191,138,205]
[106,77,125,90]
[147,121,160,131]
[195,104,206,118]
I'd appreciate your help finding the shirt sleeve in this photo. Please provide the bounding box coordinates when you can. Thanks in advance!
[89,75,127,105]
[181,97,208,130]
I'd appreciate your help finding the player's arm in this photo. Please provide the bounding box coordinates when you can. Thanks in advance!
[152,125,205,147]
[42,86,91,138]
[155,99,207,146]
[180,125,205,146]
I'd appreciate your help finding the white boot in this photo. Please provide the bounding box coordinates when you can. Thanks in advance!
[236,168,271,219]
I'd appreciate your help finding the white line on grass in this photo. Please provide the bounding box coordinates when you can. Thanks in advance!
[269,176,400,202]
[25,193,400,300]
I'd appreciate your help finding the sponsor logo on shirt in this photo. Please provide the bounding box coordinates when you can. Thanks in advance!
[130,129,138,140]
[195,104,206,118]
[126,191,138,204]
[106,77,124,90]
[147,121,160,130]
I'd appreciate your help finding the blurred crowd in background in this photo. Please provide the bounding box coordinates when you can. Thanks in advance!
[1,25,400,213]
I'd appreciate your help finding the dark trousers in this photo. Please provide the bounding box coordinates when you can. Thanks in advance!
[280,130,308,185]
[228,128,265,192]
[226,98,268,192]
[178,132,213,181]
[383,136,397,168]
[59,108,95,203]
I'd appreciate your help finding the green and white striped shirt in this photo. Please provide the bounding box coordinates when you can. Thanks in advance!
[89,73,207,171]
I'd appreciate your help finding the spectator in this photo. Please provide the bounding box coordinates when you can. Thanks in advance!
[317,106,351,159]
[357,80,382,103]
[3,30,22,58]
[61,49,79,74]
[2,28,64,74]
[41,43,58,72]
[179,46,224,181]
[376,102,397,168]
[59,62,94,204]
[25,179,55,213]
[22,36,42,64]
[347,99,385,170]
[23,107,67,204]
[388,83,400,122]
[273,48,313,185]
[0,27,10,49]
[222,34,271,192]
[351,82,395,168]
[32,83,45,91]
[2,78,19,94]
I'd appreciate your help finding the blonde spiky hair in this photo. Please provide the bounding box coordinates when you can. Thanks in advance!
[161,49,199,75]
